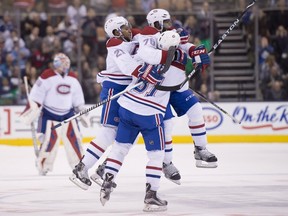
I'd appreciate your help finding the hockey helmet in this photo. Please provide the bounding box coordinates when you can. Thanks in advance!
[53,53,71,74]
[104,16,129,38]
[158,30,180,51]
[146,9,171,29]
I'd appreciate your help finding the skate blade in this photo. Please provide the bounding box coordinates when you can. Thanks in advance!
[69,175,90,190]
[196,160,218,168]
[90,173,103,186]
[166,178,181,185]
[143,204,167,212]
[100,192,109,206]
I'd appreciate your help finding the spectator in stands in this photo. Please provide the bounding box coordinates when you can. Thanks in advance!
[183,15,201,43]
[140,0,157,13]
[261,64,285,99]
[0,53,15,78]
[264,80,288,101]
[4,30,26,53]
[269,0,288,34]
[81,43,97,69]
[63,33,77,67]
[25,26,42,53]
[260,54,281,81]
[89,0,111,13]
[10,37,31,77]
[81,8,100,60]
[0,12,15,39]
[30,41,52,75]
[170,0,193,12]
[67,0,87,26]
[259,36,274,66]
[273,25,288,72]
[196,1,211,41]
[0,34,5,62]
[0,77,14,104]
[20,11,48,38]
[42,25,61,54]
[55,15,75,42]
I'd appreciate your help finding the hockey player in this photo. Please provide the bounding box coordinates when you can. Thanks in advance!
[138,8,218,168]
[99,30,183,212]
[69,16,181,190]
[69,16,163,189]
[20,53,88,175]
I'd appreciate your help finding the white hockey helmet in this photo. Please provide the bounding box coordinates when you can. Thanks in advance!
[146,9,171,29]
[158,30,180,51]
[53,53,71,74]
[104,16,129,38]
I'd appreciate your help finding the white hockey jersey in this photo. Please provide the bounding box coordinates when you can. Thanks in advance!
[117,27,181,116]
[136,26,192,92]
[29,69,85,115]
[97,30,141,86]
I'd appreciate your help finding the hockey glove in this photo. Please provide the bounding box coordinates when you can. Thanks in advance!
[189,44,210,73]
[174,48,188,65]
[177,28,189,44]
[19,100,41,125]
[138,63,164,85]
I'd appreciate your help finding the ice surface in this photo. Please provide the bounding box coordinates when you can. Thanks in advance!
[1,143,288,216]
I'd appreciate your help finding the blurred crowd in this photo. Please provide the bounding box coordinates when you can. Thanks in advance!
[0,0,287,105]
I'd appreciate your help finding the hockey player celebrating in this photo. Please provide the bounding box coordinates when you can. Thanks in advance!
[99,30,183,212]
[69,16,152,190]
[137,8,217,168]
[20,53,88,175]
[69,16,181,190]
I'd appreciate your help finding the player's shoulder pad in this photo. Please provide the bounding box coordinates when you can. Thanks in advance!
[132,28,141,37]
[67,71,78,79]
[40,69,57,79]
[141,26,159,35]
[106,38,123,47]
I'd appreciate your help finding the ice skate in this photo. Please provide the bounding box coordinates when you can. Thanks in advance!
[69,161,92,190]
[91,161,117,188]
[194,145,218,168]
[143,183,168,212]
[162,162,181,185]
[100,173,116,206]
[90,161,106,186]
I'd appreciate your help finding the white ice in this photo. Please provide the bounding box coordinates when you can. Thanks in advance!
[1,143,288,216]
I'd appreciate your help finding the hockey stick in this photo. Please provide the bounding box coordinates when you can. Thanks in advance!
[51,46,176,130]
[23,76,40,157]
[155,0,257,91]
[193,89,241,124]
[51,81,144,130]
[158,46,176,74]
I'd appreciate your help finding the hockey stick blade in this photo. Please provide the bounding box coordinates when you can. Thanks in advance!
[155,0,257,91]
[51,81,144,130]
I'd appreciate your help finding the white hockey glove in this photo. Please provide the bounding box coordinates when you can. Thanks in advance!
[75,106,89,128]
[19,100,41,125]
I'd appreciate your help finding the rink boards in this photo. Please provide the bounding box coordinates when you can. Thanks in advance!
[0,102,287,145]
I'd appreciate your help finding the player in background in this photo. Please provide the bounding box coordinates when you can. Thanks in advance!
[20,53,88,175]
[137,8,217,169]
[99,30,183,212]
[69,16,165,190]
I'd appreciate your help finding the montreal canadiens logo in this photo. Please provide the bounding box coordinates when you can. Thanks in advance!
[57,84,71,94]
[203,107,223,130]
